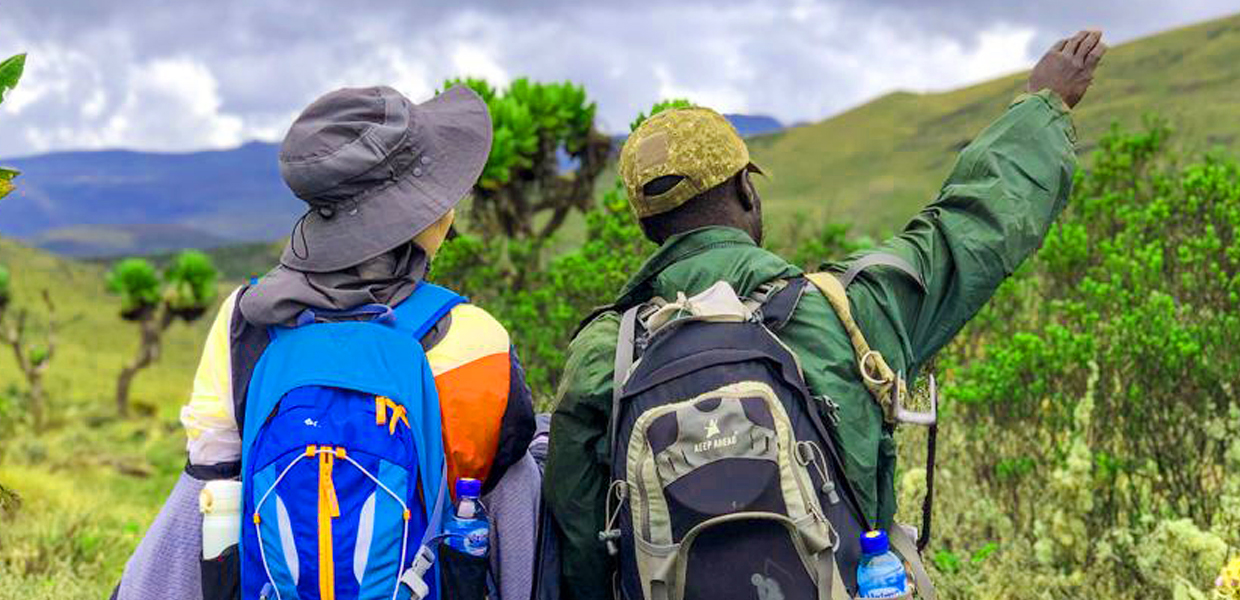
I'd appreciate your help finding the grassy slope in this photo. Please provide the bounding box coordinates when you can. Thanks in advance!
[0,237,221,596]
[748,14,1240,235]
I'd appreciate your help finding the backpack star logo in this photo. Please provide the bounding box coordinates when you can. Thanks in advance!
[705,418,721,439]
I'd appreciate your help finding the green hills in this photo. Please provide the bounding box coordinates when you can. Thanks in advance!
[748,13,1240,235]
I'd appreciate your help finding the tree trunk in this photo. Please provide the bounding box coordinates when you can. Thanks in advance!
[116,306,174,418]
[28,372,44,432]
[0,290,57,432]
[115,364,138,417]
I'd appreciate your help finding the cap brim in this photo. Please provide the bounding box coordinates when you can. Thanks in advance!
[280,85,493,273]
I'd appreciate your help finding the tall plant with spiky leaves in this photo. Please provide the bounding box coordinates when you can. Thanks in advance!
[107,251,219,416]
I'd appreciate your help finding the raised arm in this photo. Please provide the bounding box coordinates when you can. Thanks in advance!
[835,31,1107,366]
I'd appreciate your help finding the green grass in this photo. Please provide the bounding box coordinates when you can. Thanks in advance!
[0,237,224,596]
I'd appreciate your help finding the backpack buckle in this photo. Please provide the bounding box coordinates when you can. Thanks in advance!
[814,395,840,426]
[893,373,937,427]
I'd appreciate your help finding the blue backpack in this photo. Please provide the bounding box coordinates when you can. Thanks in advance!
[238,283,466,600]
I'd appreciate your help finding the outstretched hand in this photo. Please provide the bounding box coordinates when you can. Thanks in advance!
[1027,30,1107,109]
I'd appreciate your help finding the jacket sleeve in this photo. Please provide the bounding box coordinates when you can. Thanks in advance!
[180,287,244,477]
[544,314,621,600]
[834,90,1078,368]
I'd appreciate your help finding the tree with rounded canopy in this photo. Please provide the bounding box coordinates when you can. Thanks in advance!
[107,251,219,416]
[444,76,613,244]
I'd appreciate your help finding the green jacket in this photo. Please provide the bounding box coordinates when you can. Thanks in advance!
[544,90,1077,600]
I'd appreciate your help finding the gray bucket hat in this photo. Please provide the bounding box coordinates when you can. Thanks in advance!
[278,85,492,272]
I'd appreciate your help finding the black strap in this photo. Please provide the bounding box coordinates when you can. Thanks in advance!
[839,252,927,293]
[760,278,809,331]
[229,286,269,436]
[185,460,241,481]
[919,422,938,552]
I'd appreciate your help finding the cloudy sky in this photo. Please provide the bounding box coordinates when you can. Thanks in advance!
[0,0,1236,158]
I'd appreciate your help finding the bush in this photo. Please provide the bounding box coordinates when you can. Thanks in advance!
[433,99,707,404]
[916,120,1240,598]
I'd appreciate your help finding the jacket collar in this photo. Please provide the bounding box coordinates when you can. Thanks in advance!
[614,226,796,308]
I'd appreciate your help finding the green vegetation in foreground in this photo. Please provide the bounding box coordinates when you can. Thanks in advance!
[0,238,223,597]
[748,14,1240,236]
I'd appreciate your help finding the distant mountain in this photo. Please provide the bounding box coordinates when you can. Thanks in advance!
[0,111,787,258]
[32,223,233,258]
[607,113,785,145]
[722,114,784,137]
[0,141,301,257]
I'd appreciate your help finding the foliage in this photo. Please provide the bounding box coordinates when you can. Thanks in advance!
[0,265,10,308]
[163,250,219,316]
[0,53,24,102]
[0,53,25,201]
[908,120,1240,599]
[435,181,651,401]
[444,76,611,242]
[628,98,693,133]
[106,258,161,317]
[434,97,788,401]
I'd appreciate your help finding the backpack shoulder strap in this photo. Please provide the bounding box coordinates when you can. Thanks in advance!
[609,305,642,457]
[803,270,902,424]
[838,252,926,293]
[391,282,468,341]
[755,277,809,331]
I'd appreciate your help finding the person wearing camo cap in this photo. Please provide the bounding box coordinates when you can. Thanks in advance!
[545,30,1108,600]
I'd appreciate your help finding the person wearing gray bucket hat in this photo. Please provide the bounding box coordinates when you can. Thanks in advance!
[238,84,494,325]
[112,85,540,600]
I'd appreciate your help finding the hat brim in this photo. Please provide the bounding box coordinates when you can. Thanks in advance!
[280,85,493,273]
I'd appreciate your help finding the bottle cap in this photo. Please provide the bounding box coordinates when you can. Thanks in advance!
[860,529,889,555]
[456,477,482,498]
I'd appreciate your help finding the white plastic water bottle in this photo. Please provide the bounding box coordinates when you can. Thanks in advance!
[856,530,908,598]
[199,479,242,559]
[444,478,489,557]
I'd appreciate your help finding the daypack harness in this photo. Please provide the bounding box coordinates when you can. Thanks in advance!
[603,253,938,600]
[237,283,466,600]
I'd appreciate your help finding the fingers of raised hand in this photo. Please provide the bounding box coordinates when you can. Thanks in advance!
[1086,41,1108,68]
[1053,36,1071,52]
[1076,30,1103,58]
[1066,30,1091,54]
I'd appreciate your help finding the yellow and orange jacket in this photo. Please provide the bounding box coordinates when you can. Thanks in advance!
[180,285,535,492]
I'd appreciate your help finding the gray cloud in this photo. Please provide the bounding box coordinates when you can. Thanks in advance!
[0,0,1236,157]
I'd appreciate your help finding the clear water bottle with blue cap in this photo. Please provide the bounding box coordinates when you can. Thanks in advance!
[856,529,908,598]
[445,477,489,557]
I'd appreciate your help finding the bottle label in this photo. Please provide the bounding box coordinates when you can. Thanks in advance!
[463,528,489,557]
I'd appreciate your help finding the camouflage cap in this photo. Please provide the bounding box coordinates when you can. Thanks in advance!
[619,106,758,218]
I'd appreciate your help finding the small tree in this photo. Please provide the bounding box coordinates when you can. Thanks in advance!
[447,77,613,246]
[108,251,218,416]
[0,266,57,431]
[0,53,27,201]
[434,99,697,401]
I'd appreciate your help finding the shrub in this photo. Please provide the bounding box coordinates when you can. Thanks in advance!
[918,120,1240,598]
